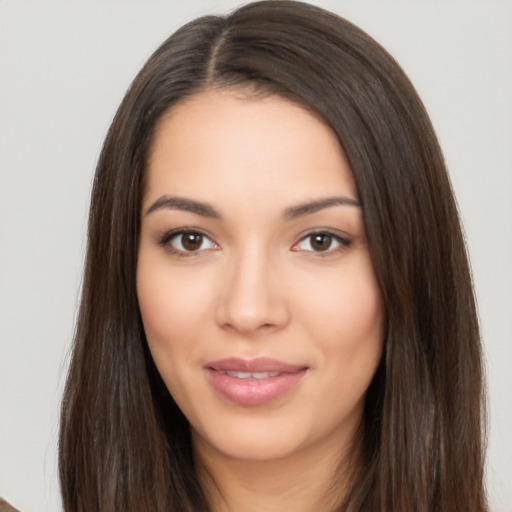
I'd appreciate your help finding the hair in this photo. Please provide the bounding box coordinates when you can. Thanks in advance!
[59,1,487,511]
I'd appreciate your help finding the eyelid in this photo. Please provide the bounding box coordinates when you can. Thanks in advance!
[158,227,219,256]
[156,227,351,257]
[291,229,352,254]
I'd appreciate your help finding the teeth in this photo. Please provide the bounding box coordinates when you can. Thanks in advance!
[220,371,281,379]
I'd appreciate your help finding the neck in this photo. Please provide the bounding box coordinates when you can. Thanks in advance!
[194,431,361,512]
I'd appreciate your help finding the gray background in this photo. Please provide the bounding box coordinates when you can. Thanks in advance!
[1,1,511,510]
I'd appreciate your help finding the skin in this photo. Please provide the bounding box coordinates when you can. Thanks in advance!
[137,89,385,511]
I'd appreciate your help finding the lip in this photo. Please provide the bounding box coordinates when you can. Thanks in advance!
[204,357,308,406]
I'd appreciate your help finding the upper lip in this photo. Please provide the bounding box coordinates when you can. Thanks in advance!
[205,357,307,373]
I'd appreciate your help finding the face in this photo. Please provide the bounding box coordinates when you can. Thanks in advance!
[137,89,384,464]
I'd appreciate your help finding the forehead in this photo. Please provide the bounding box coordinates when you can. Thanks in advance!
[144,89,357,210]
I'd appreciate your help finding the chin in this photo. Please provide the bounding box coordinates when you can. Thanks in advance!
[191,413,313,462]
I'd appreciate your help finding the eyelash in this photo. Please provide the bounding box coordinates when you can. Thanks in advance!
[158,228,218,257]
[291,230,352,257]
[158,228,352,257]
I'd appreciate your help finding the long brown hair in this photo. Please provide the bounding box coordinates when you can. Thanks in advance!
[59,1,487,510]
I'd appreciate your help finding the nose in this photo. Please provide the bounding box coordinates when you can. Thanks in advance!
[215,245,290,335]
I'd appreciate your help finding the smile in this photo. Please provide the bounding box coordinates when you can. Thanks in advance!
[218,371,281,379]
[205,358,308,406]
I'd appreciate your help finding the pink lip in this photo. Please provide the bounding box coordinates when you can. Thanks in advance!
[204,357,308,406]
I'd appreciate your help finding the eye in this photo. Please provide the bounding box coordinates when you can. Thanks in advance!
[160,229,218,254]
[292,231,351,254]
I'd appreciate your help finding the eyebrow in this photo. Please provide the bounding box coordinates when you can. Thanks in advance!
[284,196,361,219]
[145,195,221,218]
[144,194,361,219]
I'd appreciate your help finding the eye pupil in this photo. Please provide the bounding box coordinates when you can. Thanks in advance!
[311,234,332,251]
[182,233,203,251]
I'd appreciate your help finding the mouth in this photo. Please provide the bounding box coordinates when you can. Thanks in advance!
[216,370,282,379]
[204,357,308,406]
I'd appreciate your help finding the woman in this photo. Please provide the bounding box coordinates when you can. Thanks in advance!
[59,1,487,511]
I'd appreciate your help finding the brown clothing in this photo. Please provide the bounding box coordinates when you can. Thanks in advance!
[0,498,20,512]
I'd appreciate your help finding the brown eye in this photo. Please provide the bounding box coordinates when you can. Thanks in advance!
[293,231,351,254]
[310,234,332,251]
[181,232,203,251]
[161,230,218,254]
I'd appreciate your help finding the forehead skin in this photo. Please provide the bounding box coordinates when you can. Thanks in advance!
[143,88,359,219]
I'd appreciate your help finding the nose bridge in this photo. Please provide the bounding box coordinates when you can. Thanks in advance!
[216,239,288,333]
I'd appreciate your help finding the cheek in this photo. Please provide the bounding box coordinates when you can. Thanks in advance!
[137,271,178,348]
[136,258,212,380]
[136,260,211,412]
[137,257,207,342]
[309,267,384,426]
[333,275,384,345]
[297,255,385,388]
[300,257,384,344]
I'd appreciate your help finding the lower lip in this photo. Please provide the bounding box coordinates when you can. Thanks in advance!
[205,368,307,406]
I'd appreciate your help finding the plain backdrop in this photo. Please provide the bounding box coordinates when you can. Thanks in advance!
[0,1,511,511]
